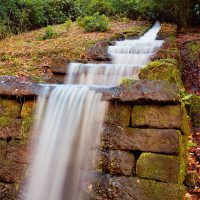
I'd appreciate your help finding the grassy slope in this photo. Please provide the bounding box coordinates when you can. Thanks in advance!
[0,20,149,82]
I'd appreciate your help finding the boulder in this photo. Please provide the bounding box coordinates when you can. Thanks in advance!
[136,153,182,184]
[89,173,186,200]
[87,46,110,61]
[102,125,181,154]
[0,183,17,200]
[132,105,182,129]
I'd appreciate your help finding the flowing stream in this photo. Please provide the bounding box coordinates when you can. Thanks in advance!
[23,22,162,200]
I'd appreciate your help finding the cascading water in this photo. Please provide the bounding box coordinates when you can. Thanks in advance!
[68,21,163,86]
[23,22,162,200]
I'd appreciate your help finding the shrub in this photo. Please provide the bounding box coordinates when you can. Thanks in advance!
[39,25,58,40]
[62,19,72,31]
[77,13,110,32]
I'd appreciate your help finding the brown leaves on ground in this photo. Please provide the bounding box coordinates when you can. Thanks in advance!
[0,20,149,82]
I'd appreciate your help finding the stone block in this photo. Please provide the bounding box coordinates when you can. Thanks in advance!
[89,173,186,200]
[21,100,36,118]
[102,125,181,154]
[132,105,182,129]
[0,160,26,183]
[136,153,183,184]
[0,183,17,200]
[0,99,21,118]
[104,102,131,127]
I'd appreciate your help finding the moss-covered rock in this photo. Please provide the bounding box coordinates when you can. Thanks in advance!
[132,105,182,129]
[21,101,36,118]
[136,153,184,184]
[105,102,132,127]
[139,61,184,89]
[0,99,21,118]
[90,173,186,200]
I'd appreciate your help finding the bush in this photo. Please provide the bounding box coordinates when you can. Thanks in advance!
[39,25,58,40]
[77,13,110,32]
[62,19,72,31]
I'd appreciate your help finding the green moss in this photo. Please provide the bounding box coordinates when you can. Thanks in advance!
[181,103,191,135]
[0,117,12,127]
[21,101,36,118]
[20,116,33,139]
[189,95,200,127]
[139,61,184,89]
[0,99,21,118]
[109,33,124,41]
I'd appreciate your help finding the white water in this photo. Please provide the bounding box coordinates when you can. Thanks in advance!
[24,86,107,200]
[68,21,163,86]
[23,22,162,200]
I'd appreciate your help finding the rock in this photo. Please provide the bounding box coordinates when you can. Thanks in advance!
[0,183,17,200]
[0,99,22,118]
[101,150,135,176]
[50,57,70,74]
[132,105,182,129]
[139,61,183,89]
[0,118,22,139]
[190,95,200,128]
[87,46,110,61]
[156,23,177,40]
[89,173,186,200]
[6,143,29,164]
[104,102,132,127]
[136,153,182,184]
[105,80,180,104]
[102,125,181,154]
[0,160,26,183]
[109,33,125,42]
[0,76,42,97]
[47,74,65,84]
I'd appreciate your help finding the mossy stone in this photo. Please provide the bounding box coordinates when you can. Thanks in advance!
[190,95,200,127]
[136,153,184,184]
[21,101,36,118]
[0,99,21,118]
[132,105,182,129]
[139,61,184,89]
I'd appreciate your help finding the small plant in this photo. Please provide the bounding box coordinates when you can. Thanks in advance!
[77,13,110,32]
[62,19,72,31]
[187,141,197,148]
[38,26,58,40]
[179,89,193,105]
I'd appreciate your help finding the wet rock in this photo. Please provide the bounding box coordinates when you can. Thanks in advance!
[0,160,26,183]
[0,183,17,200]
[47,74,66,84]
[89,173,186,200]
[104,102,132,127]
[87,46,110,61]
[102,125,181,154]
[0,99,22,118]
[132,105,182,129]
[136,153,182,184]
[105,80,180,104]
[101,150,135,176]
[0,76,42,97]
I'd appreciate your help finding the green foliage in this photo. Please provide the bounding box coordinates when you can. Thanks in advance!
[62,19,72,31]
[38,25,58,40]
[77,13,110,32]
[179,89,194,105]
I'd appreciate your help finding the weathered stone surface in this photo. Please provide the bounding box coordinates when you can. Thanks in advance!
[104,80,180,104]
[50,58,69,74]
[102,125,181,154]
[87,46,110,61]
[89,173,186,200]
[0,99,22,118]
[0,183,17,200]
[6,144,29,164]
[136,153,181,184]
[105,102,131,127]
[132,105,182,128]
[0,118,22,138]
[101,150,135,176]
[0,76,42,97]
[0,161,26,183]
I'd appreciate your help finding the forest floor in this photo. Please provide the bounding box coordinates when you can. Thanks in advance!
[0,20,149,83]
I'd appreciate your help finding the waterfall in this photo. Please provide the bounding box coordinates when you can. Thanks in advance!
[23,22,162,200]
[67,22,163,86]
